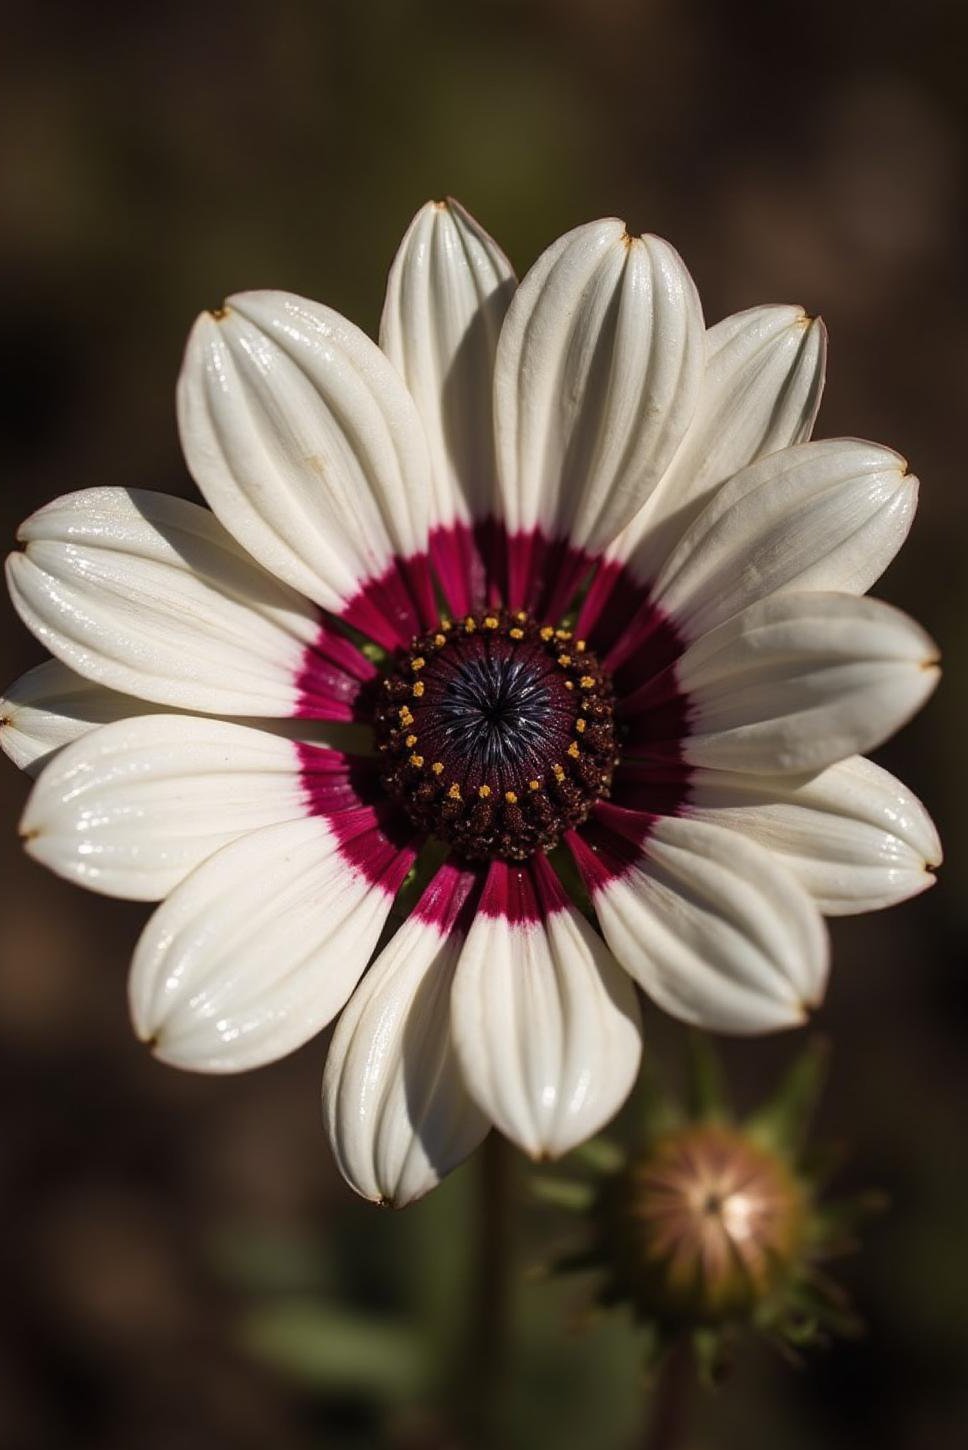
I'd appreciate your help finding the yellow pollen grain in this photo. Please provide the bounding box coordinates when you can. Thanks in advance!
[398,706,414,726]
[564,680,574,691]
[528,779,540,791]
[575,639,587,652]
[552,763,566,782]
[509,627,524,640]
[555,628,572,640]
[448,782,462,800]
[576,718,586,733]
[464,616,476,633]
[483,615,499,630]
[405,733,418,747]
[433,633,447,648]
[409,753,424,768]
[478,784,492,798]
[441,617,452,631]
[567,741,580,759]
[515,610,528,622]
[540,626,554,641]
[412,680,425,697]
[431,761,444,776]
[557,654,572,667]
[579,675,595,689]
[411,656,426,671]
[505,790,518,804]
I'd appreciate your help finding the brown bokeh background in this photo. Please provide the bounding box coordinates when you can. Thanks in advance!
[1,2,966,1446]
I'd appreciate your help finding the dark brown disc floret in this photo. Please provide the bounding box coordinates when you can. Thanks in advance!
[373,609,619,861]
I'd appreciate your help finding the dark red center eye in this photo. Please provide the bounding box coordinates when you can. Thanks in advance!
[374,610,619,861]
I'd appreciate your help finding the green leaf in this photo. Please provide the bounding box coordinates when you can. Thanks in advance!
[239,1300,427,1399]
[530,1174,596,1212]
[569,1137,625,1176]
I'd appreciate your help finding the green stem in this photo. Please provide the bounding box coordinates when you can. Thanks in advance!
[465,1132,513,1447]
[641,1339,693,1450]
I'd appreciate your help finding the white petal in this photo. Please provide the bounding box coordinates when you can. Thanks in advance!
[1,659,169,775]
[570,810,829,1033]
[652,440,917,638]
[684,757,941,914]
[610,304,826,580]
[450,856,642,1159]
[630,591,939,774]
[380,198,515,529]
[177,291,433,641]
[129,813,416,1073]
[6,488,372,718]
[323,862,490,1206]
[19,714,371,901]
[0,658,371,777]
[493,221,704,553]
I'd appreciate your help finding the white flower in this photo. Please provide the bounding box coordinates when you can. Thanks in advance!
[3,201,940,1206]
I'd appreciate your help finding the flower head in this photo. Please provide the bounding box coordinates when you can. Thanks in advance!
[2,200,940,1205]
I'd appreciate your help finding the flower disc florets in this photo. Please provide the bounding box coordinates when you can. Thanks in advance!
[373,609,618,861]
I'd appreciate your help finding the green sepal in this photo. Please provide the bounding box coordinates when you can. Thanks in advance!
[745,1035,830,1157]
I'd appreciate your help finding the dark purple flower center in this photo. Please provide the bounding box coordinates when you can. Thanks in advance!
[374,610,619,861]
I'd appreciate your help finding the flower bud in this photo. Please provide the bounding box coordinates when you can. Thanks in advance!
[540,1039,876,1371]
[602,1123,806,1323]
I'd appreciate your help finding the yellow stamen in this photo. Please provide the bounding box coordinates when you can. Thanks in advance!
[405,733,418,747]
[509,627,524,640]
[576,718,587,733]
[528,779,541,791]
[579,675,595,689]
[464,616,476,633]
[553,763,566,782]
[540,626,554,641]
[567,741,580,759]
[431,761,444,776]
[433,633,447,648]
[409,753,424,768]
[412,680,425,697]
[411,656,426,671]
[478,784,492,798]
[399,706,414,726]
[557,654,572,667]
[448,782,461,800]
[483,615,499,630]
[505,790,518,804]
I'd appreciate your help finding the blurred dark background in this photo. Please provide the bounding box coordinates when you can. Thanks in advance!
[1,1,965,1446]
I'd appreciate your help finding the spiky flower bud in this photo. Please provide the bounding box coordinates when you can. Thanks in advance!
[537,1038,878,1375]
[603,1123,806,1323]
